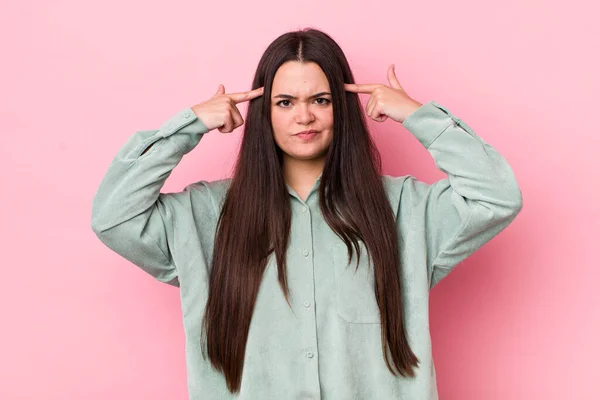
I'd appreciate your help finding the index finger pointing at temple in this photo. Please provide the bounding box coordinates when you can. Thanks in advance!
[344,83,379,93]
[228,87,264,104]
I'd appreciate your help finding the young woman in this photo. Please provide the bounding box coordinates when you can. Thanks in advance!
[91,28,522,399]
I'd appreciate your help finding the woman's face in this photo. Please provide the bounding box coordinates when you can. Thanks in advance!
[270,61,334,163]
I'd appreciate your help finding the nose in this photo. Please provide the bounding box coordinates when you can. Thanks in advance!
[294,103,315,125]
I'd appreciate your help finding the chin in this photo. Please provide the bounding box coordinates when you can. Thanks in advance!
[289,149,328,160]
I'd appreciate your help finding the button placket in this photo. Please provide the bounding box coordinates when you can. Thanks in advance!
[295,199,319,398]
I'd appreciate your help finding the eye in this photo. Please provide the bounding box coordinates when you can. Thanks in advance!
[276,100,292,107]
[315,98,331,105]
[275,98,331,107]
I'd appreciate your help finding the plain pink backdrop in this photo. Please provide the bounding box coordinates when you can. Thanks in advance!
[2,0,597,399]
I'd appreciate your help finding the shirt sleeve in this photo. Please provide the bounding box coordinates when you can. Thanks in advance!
[91,108,211,287]
[399,100,523,290]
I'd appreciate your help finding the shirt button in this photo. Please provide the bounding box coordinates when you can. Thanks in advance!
[302,206,308,213]
[302,250,309,257]
[183,110,191,118]
[307,352,314,358]
[304,301,310,308]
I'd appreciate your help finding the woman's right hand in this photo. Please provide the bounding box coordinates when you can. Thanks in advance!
[191,84,264,134]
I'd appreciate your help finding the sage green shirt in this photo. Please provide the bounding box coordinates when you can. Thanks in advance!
[91,100,522,399]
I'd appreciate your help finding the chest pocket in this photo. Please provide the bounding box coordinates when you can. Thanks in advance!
[332,243,381,324]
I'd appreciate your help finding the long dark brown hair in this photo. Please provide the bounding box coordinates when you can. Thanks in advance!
[201,27,419,393]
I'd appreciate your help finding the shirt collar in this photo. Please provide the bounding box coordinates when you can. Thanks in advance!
[286,172,323,202]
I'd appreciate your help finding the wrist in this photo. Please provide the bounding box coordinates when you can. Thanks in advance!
[401,100,423,123]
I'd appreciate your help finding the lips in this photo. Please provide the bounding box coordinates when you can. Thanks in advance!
[296,130,319,135]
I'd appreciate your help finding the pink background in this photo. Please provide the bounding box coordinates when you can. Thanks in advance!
[2,0,597,399]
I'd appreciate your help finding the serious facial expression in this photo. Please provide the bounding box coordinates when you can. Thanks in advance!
[270,61,334,163]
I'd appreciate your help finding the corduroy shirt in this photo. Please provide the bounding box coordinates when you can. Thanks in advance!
[91,100,523,399]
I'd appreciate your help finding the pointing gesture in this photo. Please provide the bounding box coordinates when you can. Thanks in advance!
[192,84,264,133]
[345,64,422,124]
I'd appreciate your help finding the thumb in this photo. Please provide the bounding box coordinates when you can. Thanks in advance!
[387,64,403,90]
[214,84,225,97]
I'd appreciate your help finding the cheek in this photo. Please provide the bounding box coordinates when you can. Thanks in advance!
[270,110,290,146]
[271,112,285,137]
[322,111,334,143]
[319,109,334,128]
[271,111,286,129]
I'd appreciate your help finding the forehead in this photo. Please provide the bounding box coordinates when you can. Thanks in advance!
[271,61,330,96]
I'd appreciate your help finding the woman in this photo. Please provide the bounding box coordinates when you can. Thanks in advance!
[91,28,522,399]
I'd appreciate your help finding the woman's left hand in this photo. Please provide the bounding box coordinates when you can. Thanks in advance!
[345,64,423,124]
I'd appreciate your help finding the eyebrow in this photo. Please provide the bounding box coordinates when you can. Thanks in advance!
[273,92,331,100]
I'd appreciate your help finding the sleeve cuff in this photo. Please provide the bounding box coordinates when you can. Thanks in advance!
[158,107,209,138]
[402,100,462,149]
